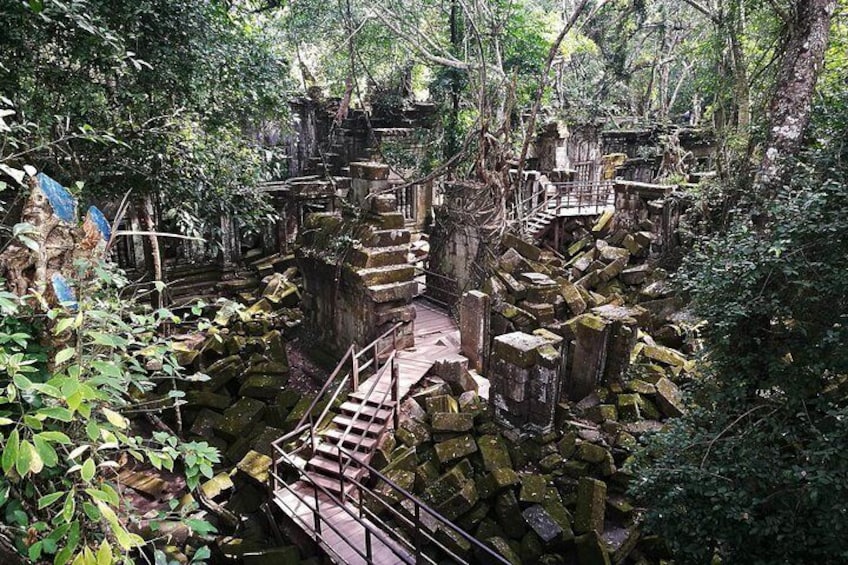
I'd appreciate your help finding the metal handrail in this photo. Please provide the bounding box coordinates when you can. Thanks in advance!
[292,344,356,433]
[336,445,511,565]
[271,458,415,564]
[270,318,510,565]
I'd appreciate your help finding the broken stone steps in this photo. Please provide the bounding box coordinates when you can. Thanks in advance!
[307,454,368,481]
[304,470,355,496]
[331,415,387,437]
[365,229,411,248]
[355,264,415,287]
[321,428,378,451]
[366,281,417,304]
[348,245,409,268]
[339,401,393,422]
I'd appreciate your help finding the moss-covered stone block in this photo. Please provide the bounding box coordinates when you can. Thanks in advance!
[215,398,266,442]
[478,434,512,471]
[574,477,606,535]
[519,475,547,504]
[434,434,477,466]
[577,442,608,464]
[432,412,474,433]
[236,450,273,486]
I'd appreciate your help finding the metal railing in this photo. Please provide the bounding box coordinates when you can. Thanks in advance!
[512,176,615,238]
[271,418,510,564]
[270,323,510,564]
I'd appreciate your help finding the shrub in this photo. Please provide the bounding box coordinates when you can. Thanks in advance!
[630,177,848,563]
[0,260,218,564]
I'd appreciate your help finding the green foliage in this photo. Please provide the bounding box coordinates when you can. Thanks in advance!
[0,261,219,563]
[631,158,848,562]
[0,0,291,237]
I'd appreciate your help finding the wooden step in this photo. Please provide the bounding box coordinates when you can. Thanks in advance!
[321,429,378,451]
[303,471,353,496]
[307,455,367,481]
[346,392,398,409]
[315,443,371,464]
[331,415,387,437]
[339,401,393,422]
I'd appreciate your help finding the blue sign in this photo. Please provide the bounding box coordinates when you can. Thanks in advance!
[85,206,111,241]
[51,273,78,310]
[37,173,76,223]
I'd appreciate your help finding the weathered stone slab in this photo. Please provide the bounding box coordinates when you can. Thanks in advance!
[434,434,477,465]
[432,412,474,433]
[478,434,512,471]
[522,504,563,544]
[574,477,606,535]
[460,290,490,372]
[654,376,685,417]
[215,398,266,442]
[519,475,547,504]
[236,450,273,486]
[503,232,542,261]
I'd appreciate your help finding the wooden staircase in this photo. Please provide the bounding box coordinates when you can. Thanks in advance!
[304,388,397,496]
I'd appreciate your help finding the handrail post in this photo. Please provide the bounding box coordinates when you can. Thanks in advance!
[352,347,359,391]
[309,414,316,452]
[414,503,423,564]
[392,355,400,430]
[313,482,321,536]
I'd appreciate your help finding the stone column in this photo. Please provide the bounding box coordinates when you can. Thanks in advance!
[565,314,611,401]
[460,290,490,372]
[349,162,390,209]
[489,331,562,436]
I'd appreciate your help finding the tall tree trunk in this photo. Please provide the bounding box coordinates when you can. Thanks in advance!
[754,0,837,199]
[139,195,164,309]
[729,1,751,133]
[445,0,463,164]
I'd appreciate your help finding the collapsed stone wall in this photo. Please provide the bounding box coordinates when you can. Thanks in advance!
[297,162,416,354]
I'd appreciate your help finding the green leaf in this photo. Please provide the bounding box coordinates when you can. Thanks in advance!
[13,374,33,391]
[80,458,95,482]
[54,319,75,336]
[23,415,43,430]
[96,501,144,549]
[185,518,217,536]
[33,435,59,468]
[95,540,112,565]
[85,420,100,441]
[28,540,43,562]
[0,417,14,426]
[16,440,34,476]
[38,491,66,509]
[54,347,76,364]
[38,407,73,422]
[2,428,19,473]
[101,408,127,429]
[67,444,89,460]
[89,332,128,348]
[37,431,72,445]
[60,490,76,523]
[82,501,100,522]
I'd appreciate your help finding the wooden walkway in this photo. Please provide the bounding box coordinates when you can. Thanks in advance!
[358,300,463,401]
[273,299,465,565]
[274,482,412,565]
